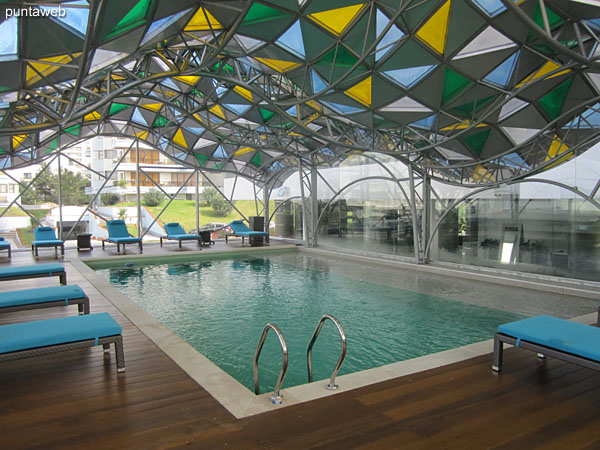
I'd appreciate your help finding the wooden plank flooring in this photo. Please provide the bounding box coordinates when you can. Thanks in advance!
[1,247,600,449]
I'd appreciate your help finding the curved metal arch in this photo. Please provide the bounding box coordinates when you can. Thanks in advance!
[268,196,302,228]
[423,178,600,260]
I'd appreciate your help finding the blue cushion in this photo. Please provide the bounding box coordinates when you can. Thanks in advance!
[107,220,131,238]
[34,227,59,241]
[33,240,64,246]
[0,263,64,278]
[166,234,201,240]
[0,285,85,308]
[107,237,141,244]
[0,241,10,248]
[0,312,122,354]
[165,223,187,235]
[498,315,600,362]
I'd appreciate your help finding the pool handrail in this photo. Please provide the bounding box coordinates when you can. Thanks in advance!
[307,314,347,390]
[253,323,288,404]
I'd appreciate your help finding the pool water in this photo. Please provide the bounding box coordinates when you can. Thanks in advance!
[96,255,525,392]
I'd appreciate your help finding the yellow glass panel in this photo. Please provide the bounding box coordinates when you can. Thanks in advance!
[517,61,571,88]
[472,164,495,182]
[255,57,301,73]
[12,135,26,148]
[173,129,188,149]
[344,76,372,107]
[308,4,366,36]
[416,0,451,54]
[174,76,200,86]
[84,111,102,121]
[185,7,223,31]
[233,147,255,157]
[544,136,571,167]
[135,131,149,140]
[306,100,322,111]
[440,121,488,131]
[234,86,253,102]
[304,112,320,125]
[26,53,81,86]
[141,103,163,111]
[210,105,226,120]
[193,113,203,123]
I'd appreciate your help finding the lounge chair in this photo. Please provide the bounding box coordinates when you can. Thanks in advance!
[160,223,204,250]
[0,285,89,315]
[0,312,125,373]
[492,313,600,372]
[0,263,66,285]
[0,237,11,258]
[102,219,143,254]
[226,220,269,245]
[32,226,64,257]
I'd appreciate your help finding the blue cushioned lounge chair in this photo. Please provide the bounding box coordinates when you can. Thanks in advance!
[0,263,66,285]
[226,220,269,245]
[0,285,89,315]
[0,312,125,372]
[160,223,204,250]
[0,237,11,259]
[102,219,143,254]
[493,313,600,373]
[32,226,64,257]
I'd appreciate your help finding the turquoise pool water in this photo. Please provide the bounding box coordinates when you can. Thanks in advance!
[96,254,525,392]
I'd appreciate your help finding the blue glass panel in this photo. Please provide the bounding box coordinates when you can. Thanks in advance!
[484,51,519,88]
[161,78,179,91]
[275,20,305,58]
[216,86,228,97]
[472,0,506,17]
[224,103,252,115]
[40,1,90,37]
[0,17,18,62]
[321,101,364,114]
[375,9,405,61]
[383,65,436,88]
[502,152,527,168]
[213,146,227,158]
[184,127,205,135]
[131,108,147,125]
[286,106,297,117]
[141,8,192,45]
[311,70,328,93]
[564,103,600,129]
[410,114,436,130]
[158,137,169,150]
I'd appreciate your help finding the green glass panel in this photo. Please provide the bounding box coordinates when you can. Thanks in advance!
[108,103,131,116]
[153,115,170,127]
[212,61,235,74]
[64,124,80,136]
[0,86,9,92]
[214,162,225,170]
[538,77,573,120]
[243,3,289,25]
[463,129,491,156]
[105,0,155,40]
[532,3,564,30]
[194,153,207,166]
[48,137,59,151]
[442,68,471,105]
[447,95,499,118]
[318,45,358,68]
[259,108,275,122]
[251,152,262,167]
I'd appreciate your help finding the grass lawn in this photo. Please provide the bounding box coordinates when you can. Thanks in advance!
[16,209,51,246]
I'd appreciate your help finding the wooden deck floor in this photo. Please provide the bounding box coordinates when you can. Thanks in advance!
[1,246,600,449]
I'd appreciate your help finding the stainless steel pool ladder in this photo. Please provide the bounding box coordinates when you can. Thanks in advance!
[253,323,288,405]
[307,314,347,390]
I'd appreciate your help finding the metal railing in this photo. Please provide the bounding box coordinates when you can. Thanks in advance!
[307,314,347,390]
[253,323,288,404]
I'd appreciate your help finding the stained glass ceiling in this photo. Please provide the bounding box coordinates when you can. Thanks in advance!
[0,0,599,186]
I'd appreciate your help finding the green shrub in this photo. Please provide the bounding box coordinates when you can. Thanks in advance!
[211,196,234,216]
[142,188,165,207]
[101,193,120,205]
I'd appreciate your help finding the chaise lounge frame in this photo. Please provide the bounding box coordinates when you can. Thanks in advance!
[492,309,600,372]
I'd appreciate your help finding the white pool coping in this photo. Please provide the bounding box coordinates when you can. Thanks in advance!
[70,249,599,419]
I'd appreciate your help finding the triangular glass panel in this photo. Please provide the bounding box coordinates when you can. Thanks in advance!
[484,51,519,88]
[0,17,18,62]
[311,69,328,93]
[90,48,127,72]
[106,0,154,40]
[184,126,205,135]
[224,104,252,115]
[375,9,405,61]
[321,101,364,114]
[275,20,305,59]
[563,103,600,129]
[472,0,506,18]
[161,78,180,91]
[454,26,516,60]
[285,106,297,117]
[213,145,227,158]
[141,8,192,46]
[40,0,89,38]
[243,3,290,25]
[236,35,265,52]
[382,65,436,89]
[538,78,573,120]
[499,97,528,120]
[410,114,436,130]
[158,137,169,150]
[379,97,431,112]
[501,127,539,145]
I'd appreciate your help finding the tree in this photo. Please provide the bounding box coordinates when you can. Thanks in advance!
[211,196,234,216]
[142,188,165,207]
[202,187,219,206]
[19,164,90,205]
[100,193,120,205]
